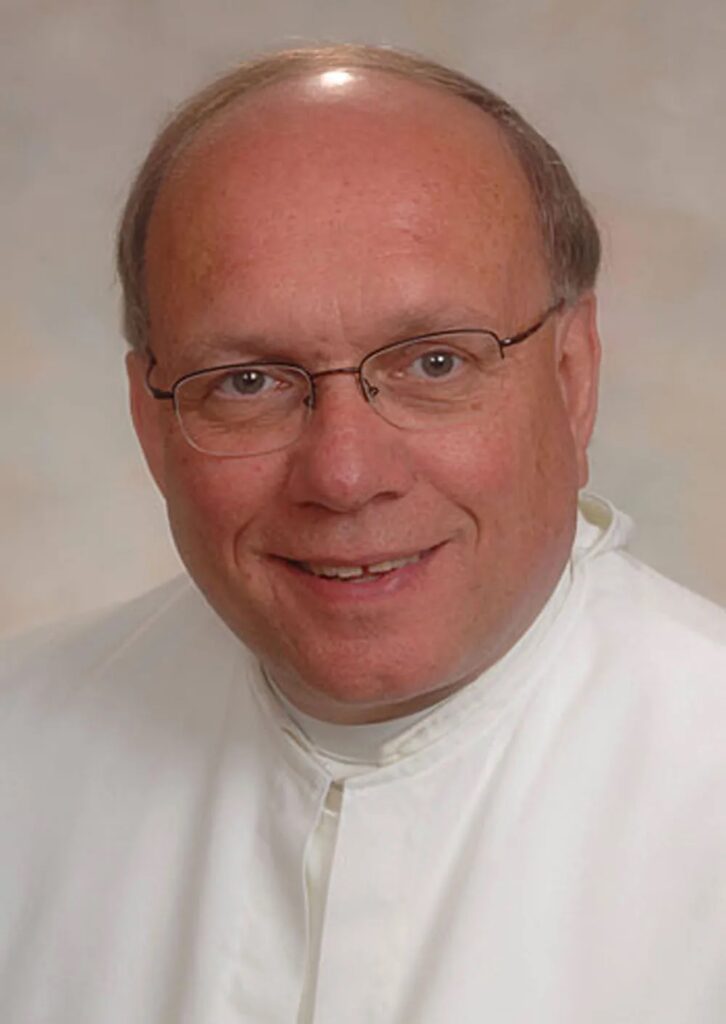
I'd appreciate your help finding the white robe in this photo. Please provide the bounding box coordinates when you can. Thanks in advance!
[1,494,725,1023]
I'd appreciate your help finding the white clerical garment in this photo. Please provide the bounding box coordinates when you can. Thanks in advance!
[1,494,725,1023]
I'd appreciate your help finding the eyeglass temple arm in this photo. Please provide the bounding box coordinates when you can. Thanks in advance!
[144,351,174,401]
[141,298,566,388]
[498,298,565,352]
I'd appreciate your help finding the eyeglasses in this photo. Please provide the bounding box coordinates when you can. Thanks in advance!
[145,300,563,457]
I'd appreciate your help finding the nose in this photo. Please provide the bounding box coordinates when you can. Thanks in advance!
[285,372,414,513]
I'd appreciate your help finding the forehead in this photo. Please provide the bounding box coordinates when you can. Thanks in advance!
[145,71,547,353]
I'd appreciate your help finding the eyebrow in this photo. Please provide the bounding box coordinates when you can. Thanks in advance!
[177,305,502,365]
[180,333,282,362]
[383,304,502,339]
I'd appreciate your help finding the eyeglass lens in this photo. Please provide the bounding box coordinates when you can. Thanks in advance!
[173,331,504,456]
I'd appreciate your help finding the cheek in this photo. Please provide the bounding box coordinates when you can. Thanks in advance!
[419,377,577,536]
[420,403,535,508]
[161,439,284,567]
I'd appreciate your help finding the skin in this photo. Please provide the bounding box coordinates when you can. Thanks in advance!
[127,70,601,723]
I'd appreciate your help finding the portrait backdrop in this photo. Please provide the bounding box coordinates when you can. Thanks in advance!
[2,0,724,631]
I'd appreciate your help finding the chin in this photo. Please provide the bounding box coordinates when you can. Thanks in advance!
[267,646,466,722]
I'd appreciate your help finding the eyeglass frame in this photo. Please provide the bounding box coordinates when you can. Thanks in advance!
[144,298,565,453]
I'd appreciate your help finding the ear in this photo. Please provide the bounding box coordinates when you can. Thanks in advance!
[554,292,601,488]
[126,350,168,496]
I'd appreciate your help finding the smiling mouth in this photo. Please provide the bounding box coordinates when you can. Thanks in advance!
[281,545,438,582]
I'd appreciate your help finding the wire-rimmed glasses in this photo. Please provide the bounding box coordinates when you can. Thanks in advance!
[145,300,563,457]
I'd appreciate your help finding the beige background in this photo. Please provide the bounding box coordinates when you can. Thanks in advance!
[2,0,725,633]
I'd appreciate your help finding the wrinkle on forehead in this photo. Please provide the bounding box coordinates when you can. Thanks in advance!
[145,70,548,347]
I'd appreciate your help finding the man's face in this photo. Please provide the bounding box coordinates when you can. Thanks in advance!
[129,71,599,722]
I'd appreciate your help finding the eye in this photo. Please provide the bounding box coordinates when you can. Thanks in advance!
[215,367,279,398]
[180,364,307,414]
[411,349,463,379]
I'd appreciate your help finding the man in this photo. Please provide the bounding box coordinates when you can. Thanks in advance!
[1,44,724,1024]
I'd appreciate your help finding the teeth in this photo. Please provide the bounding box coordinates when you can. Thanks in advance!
[312,565,365,579]
[367,554,421,574]
[302,552,422,579]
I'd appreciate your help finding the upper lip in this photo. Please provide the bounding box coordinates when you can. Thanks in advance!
[275,543,441,566]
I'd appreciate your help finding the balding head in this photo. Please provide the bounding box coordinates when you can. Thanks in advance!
[144,68,550,359]
[117,44,600,354]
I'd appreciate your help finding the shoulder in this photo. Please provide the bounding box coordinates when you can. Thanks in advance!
[552,494,726,798]
[582,546,726,669]
[572,493,726,682]
[0,576,246,721]
[1,576,188,686]
[564,546,726,790]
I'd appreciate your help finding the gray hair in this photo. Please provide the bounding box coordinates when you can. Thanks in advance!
[117,43,601,352]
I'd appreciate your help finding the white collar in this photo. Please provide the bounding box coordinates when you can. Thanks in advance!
[255,492,626,783]
[262,558,573,780]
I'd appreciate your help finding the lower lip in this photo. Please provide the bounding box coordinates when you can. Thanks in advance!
[274,545,442,603]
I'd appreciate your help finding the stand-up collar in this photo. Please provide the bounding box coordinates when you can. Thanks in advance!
[253,492,628,784]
